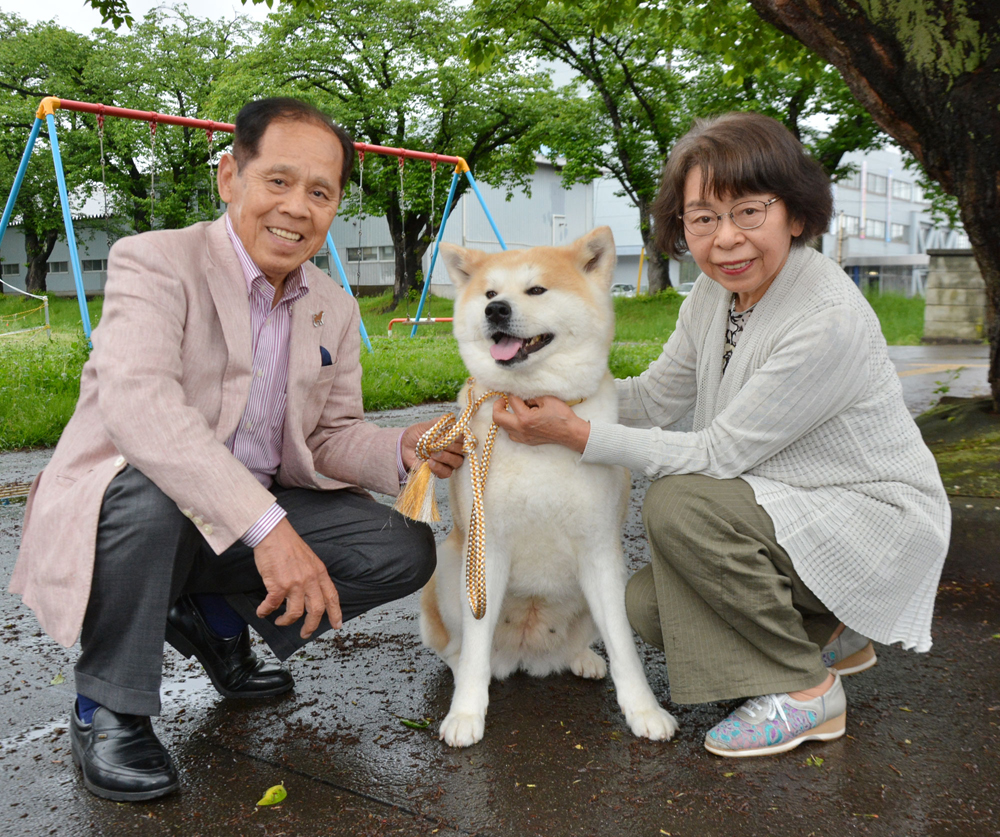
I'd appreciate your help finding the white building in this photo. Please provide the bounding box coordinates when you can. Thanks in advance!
[821,147,969,296]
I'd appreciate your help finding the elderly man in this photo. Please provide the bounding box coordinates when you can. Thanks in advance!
[10,98,460,801]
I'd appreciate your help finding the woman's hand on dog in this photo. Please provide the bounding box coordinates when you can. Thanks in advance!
[493,395,591,453]
[401,420,465,478]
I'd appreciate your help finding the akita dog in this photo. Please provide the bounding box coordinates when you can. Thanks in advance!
[420,226,678,748]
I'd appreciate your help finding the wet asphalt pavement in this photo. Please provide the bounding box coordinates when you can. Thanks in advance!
[0,345,996,837]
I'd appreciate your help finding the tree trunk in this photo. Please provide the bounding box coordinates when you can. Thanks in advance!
[387,206,432,309]
[747,0,1000,410]
[638,202,671,293]
[24,229,58,294]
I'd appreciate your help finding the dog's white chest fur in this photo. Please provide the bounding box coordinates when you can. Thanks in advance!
[452,381,627,602]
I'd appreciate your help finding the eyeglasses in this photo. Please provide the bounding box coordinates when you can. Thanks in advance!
[679,197,782,236]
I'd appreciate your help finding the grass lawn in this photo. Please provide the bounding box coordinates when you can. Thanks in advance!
[0,287,927,451]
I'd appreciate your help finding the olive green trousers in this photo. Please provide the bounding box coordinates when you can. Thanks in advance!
[625,475,837,704]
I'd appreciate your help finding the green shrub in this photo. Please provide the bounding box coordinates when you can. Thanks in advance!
[0,335,90,449]
[865,291,925,345]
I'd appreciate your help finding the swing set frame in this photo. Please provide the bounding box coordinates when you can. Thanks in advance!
[0,96,508,349]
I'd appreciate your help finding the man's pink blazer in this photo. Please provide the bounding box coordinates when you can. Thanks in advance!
[11,217,403,647]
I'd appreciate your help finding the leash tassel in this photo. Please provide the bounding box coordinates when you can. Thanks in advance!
[392,379,506,619]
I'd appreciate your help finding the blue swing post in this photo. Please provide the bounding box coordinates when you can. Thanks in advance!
[464,168,508,251]
[325,231,373,353]
[0,118,44,253]
[410,159,507,336]
[32,100,94,344]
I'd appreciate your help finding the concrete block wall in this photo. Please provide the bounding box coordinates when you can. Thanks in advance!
[923,250,987,342]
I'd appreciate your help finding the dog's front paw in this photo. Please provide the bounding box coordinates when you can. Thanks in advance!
[439,711,486,748]
[626,706,679,741]
[570,648,607,680]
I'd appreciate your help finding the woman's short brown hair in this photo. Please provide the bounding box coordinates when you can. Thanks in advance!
[652,112,833,260]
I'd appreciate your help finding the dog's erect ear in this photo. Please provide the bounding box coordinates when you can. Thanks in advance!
[574,226,616,289]
[439,243,484,290]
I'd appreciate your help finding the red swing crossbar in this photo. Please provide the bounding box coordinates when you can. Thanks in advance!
[39,97,471,171]
[25,96,505,344]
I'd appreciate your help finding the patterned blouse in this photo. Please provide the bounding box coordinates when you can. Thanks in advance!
[722,295,756,374]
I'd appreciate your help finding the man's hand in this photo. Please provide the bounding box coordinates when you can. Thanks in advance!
[492,395,591,453]
[401,418,465,478]
[253,518,341,638]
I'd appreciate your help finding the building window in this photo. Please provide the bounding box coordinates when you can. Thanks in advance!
[310,254,330,270]
[840,214,861,236]
[891,180,912,202]
[837,170,861,189]
[890,223,909,242]
[867,173,888,195]
[347,246,394,263]
[865,218,886,239]
[346,246,379,262]
[48,261,69,274]
[1,263,20,276]
[82,259,107,272]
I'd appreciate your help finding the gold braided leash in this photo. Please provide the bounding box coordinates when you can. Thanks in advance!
[394,378,507,619]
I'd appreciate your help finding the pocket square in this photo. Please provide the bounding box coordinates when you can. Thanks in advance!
[320,346,332,367]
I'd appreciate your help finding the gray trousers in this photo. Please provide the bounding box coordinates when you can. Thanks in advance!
[625,475,837,704]
[75,466,436,716]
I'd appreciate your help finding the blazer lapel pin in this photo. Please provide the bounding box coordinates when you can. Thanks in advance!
[313,311,324,328]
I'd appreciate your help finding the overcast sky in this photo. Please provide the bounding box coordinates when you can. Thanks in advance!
[2,0,273,33]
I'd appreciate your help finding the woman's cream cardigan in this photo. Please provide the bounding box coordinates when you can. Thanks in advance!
[583,245,950,652]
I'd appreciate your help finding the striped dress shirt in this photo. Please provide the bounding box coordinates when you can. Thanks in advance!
[224,216,308,547]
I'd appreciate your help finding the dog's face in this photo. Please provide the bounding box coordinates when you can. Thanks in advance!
[441,227,617,400]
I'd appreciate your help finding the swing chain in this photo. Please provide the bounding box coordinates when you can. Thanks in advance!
[429,160,437,242]
[355,151,365,288]
[97,109,110,237]
[425,161,437,317]
[399,157,407,310]
[206,128,215,212]
[148,119,157,229]
[398,156,406,225]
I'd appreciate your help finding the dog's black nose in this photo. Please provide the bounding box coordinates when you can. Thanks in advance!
[485,299,511,324]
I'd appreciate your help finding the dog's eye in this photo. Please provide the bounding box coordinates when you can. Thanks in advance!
[526,286,547,296]
[485,290,497,299]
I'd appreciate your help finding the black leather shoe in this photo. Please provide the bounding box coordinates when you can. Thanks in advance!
[70,705,179,801]
[165,595,294,699]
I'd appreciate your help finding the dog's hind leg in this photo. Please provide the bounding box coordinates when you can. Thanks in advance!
[438,545,510,748]
[577,542,678,742]
[420,576,450,653]
[565,612,606,679]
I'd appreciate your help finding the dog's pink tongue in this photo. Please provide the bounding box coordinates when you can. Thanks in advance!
[490,336,523,361]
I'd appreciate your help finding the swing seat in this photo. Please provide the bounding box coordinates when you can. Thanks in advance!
[387,317,453,337]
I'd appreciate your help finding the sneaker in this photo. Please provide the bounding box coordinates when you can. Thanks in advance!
[821,626,877,675]
[704,670,847,757]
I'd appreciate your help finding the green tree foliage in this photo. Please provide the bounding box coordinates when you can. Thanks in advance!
[747,0,1000,407]
[1,8,258,300]
[211,0,554,307]
[469,0,884,291]
[0,13,96,293]
[83,8,258,233]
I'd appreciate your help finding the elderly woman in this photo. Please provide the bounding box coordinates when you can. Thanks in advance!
[492,111,950,757]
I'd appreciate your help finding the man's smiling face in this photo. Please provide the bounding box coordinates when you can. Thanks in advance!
[218,118,343,289]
